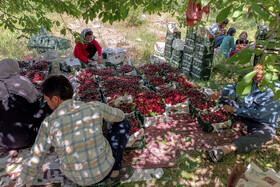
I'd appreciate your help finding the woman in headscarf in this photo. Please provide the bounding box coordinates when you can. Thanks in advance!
[0,58,52,150]
[219,27,237,58]
[73,28,102,64]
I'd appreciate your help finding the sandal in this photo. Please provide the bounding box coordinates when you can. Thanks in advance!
[208,148,224,163]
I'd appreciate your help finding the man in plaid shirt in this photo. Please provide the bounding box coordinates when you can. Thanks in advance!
[15,75,130,186]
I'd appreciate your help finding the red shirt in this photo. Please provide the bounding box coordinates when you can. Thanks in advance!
[73,40,102,63]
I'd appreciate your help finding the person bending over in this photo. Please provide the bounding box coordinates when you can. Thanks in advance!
[74,28,102,64]
[208,64,279,163]
[0,58,51,150]
[15,75,130,186]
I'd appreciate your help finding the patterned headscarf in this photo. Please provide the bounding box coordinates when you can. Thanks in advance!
[0,58,41,103]
[81,28,95,44]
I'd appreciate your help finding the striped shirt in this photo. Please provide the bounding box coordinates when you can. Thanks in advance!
[16,99,125,186]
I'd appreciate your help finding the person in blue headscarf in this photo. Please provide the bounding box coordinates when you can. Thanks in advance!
[73,28,102,64]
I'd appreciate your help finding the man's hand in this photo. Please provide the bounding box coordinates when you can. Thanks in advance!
[97,56,102,64]
[209,92,222,102]
[222,105,235,113]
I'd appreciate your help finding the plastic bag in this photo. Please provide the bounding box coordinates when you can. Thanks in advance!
[172,39,184,51]
[236,162,280,187]
[126,128,145,147]
[154,42,165,56]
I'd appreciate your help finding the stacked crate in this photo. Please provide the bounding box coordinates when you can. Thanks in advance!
[164,30,181,62]
[190,35,215,80]
[170,47,183,68]
[182,32,196,75]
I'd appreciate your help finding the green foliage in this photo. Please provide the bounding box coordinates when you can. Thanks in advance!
[126,6,145,27]
[227,47,253,65]
[236,70,257,98]
[216,5,233,22]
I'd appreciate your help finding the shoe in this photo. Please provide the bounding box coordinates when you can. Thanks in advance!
[208,148,224,163]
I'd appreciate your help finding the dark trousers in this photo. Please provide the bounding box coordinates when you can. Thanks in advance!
[99,118,130,183]
[219,97,276,153]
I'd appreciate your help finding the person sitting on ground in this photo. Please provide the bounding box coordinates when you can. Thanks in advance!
[208,19,229,37]
[208,64,279,163]
[74,28,102,64]
[0,58,52,150]
[236,31,249,46]
[228,31,249,58]
[219,27,237,58]
[15,75,130,186]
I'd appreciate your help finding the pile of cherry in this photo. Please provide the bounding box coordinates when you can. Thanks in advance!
[75,63,231,136]
[18,60,52,90]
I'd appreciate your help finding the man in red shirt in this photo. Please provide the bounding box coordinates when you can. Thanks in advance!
[74,29,102,64]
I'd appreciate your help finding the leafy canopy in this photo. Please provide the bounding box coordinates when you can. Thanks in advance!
[1,0,280,99]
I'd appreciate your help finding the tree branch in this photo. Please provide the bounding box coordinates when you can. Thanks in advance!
[257,3,279,18]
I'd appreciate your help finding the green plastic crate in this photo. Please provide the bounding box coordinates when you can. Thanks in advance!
[194,52,213,61]
[183,53,193,62]
[197,112,214,133]
[184,45,195,54]
[186,32,196,40]
[173,49,183,57]
[185,38,195,47]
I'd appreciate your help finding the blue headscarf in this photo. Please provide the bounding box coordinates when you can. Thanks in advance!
[81,29,95,44]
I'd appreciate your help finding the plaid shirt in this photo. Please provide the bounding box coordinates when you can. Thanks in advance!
[16,99,125,186]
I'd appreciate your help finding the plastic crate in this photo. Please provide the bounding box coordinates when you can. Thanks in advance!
[182,59,192,67]
[188,101,197,118]
[194,52,213,61]
[183,45,195,54]
[183,53,193,62]
[165,36,173,45]
[195,36,215,45]
[191,67,211,80]
[164,50,172,58]
[192,58,212,70]
[173,49,183,57]
[185,38,195,47]
[172,54,182,62]
[165,44,172,52]
[195,43,214,54]
[186,32,196,40]
[182,66,192,75]
[197,112,214,133]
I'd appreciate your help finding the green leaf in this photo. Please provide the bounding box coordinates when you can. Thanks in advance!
[274,90,280,101]
[251,3,270,20]
[236,70,257,98]
[149,112,158,117]
[186,137,192,142]
[201,0,210,8]
[227,47,253,65]
[216,5,233,23]
[243,70,258,84]
[60,28,66,35]
[132,158,141,163]
[169,128,177,133]
[253,48,262,56]
[232,5,243,21]
[0,168,4,172]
